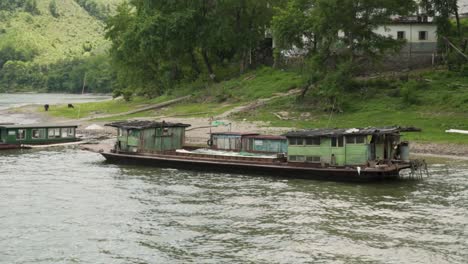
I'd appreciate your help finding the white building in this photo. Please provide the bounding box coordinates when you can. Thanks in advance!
[375,16,438,54]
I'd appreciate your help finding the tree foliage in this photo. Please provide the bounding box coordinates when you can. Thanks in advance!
[272,0,416,103]
[420,0,461,38]
[0,0,40,15]
[49,0,59,18]
[74,0,110,21]
[106,0,281,97]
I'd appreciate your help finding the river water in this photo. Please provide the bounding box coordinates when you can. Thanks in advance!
[0,95,467,264]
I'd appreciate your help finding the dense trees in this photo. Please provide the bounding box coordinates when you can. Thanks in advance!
[0,56,116,93]
[74,0,110,21]
[272,0,416,102]
[0,0,464,95]
[106,0,282,97]
[420,0,461,38]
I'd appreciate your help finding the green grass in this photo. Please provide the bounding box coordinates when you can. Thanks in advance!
[47,95,172,119]
[233,69,468,144]
[201,67,303,103]
[0,0,123,64]
[47,66,468,145]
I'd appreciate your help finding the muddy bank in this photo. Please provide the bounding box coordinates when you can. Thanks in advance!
[411,142,468,157]
[3,105,468,158]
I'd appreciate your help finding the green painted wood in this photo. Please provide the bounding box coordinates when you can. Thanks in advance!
[345,144,368,165]
[116,126,186,153]
[0,126,77,145]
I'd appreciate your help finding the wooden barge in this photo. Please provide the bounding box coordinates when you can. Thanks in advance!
[99,121,422,182]
[0,123,80,150]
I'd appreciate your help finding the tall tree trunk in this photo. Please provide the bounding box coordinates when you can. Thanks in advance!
[454,6,461,39]
[190,50,201,76]
[202,49,217,82]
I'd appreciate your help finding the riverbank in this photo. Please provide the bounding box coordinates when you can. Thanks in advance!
[3,102,468,158]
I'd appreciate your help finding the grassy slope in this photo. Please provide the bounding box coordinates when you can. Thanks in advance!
[49,67,303,119]
[49,67,468,144]
[0,0,122,64]
[235,70,468,144]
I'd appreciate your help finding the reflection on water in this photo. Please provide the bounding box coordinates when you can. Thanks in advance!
[0,149,467,263]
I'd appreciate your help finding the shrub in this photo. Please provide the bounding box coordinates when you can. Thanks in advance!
[400,80,421,105]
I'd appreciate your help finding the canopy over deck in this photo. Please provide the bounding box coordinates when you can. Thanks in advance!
[283,127,421,138]
[210,132,259,136]
[106,120,191,130]
[0,123,78,129]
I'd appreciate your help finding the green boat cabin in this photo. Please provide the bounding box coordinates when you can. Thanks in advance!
[209,132,259,152]
[0,123,78,145]
[283,127,420,166]
[107,120,191,153]
[241,135,288,154]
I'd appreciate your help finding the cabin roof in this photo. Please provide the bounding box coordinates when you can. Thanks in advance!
[243,135,287,140]
[106,120,191,129]
[283,127,421,138]
[210,132,259,136]
[0,123,78,129]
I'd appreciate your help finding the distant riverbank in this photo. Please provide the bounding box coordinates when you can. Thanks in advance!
[2,98,468,159]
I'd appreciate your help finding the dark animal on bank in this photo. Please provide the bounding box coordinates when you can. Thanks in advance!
[68,104,74,109]
[44,104,49,112]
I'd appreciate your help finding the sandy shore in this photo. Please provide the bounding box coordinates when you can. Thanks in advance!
[2,105,468,159]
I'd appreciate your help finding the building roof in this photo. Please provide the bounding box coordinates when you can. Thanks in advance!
[106,120,191,129]
[0,123,78,129]
[210,132,259,136]
[243,135,287,140]
[390,15,434,24]
[283,127,421,138]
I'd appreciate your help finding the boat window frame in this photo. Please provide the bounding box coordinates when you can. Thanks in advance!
[331,136,344,147]
[32,128,46,139]
[306,156,321,163]
[305,137,321,146]
[48,128,61,138]
[289,155,306,162]
[16,129,26,140]
[346,135,367,144]
[66,127,75,138]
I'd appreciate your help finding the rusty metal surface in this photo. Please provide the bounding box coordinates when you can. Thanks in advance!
[106,120,191,129]
[283,126,421,138]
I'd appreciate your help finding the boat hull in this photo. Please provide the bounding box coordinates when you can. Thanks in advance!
[0,144,22,150]
[100,152,406,182]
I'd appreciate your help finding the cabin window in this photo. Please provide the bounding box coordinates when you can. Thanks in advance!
[66,128,75,138]
[306,156,321,163]
[305,138,320,146]
[289,138,297,145]
[356,136,366,144]
[347,136,366,144]
[162,128,169,136]
[419,31,428,40]
[331,137,344,147]
[289,155,306,162]
[16,129,26,140]
[32,129,45,139]
[48,128,61,138]
[397,31,405,40]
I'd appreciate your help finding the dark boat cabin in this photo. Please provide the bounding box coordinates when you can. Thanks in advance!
[107,120,191,153]
[283,127,420,166]
[0,123,78,145]
[209,132,259,151]
[241,135,288,154]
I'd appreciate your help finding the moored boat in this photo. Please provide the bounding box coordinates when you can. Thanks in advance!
[97,120,425,182]
[0,123,80,150]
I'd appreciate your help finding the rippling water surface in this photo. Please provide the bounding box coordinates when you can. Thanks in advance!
[0,149,467,263]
